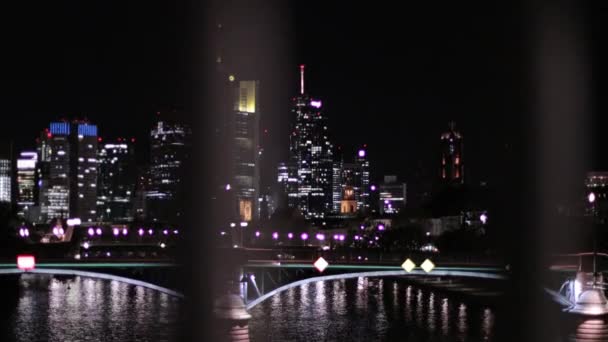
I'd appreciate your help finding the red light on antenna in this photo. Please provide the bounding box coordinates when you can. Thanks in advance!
[17,255,35,271]
[98,137,102,142]
[47,133,52,138]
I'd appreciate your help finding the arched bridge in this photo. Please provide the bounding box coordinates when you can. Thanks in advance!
[0,261,184,298]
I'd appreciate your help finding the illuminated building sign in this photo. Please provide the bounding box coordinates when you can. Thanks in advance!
[77,124,98,137]
[50,122,70,135]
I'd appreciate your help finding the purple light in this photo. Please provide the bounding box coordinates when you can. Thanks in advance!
[310,100,322,108]
[384,200,390,204]
[225,184,231,191]
[272,232,278,240]
[480,213,488,224]
[288,233,293,239]
[358,149,366,158]
[378,224,385,231]
[96,228,102,236]
[173,230,179,234]
[163,229,169,235]
[375,236,379,241]
[370,185,376,191]
[360,225,365,230]
[52,227,59,235]
[122,228,128,236]
[339,235,345,241]
[333,234,339,240]
[148,229,153,235]
[88,228,95,236]
[301,233,309,240]
[354,235,360,240]
[316,233,325,241]
[113,228,119,236]
[255,231,260,237]
[138,228,144,236]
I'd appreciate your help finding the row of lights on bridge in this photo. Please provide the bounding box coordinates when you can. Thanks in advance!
[86,228,179,237]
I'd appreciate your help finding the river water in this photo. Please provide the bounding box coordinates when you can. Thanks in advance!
[3,274,607,341]
[0,274,181,342]
[249,277,499,342]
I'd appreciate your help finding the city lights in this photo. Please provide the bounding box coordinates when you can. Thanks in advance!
[313,257,329,273]
[301,233,309,240]
[272,232,278,240]
[17,255,35,271]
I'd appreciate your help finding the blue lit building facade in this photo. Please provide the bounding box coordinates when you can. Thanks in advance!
[41,121,99,222]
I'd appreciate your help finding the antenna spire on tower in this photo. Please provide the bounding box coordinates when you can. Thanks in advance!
[300,64,305,95]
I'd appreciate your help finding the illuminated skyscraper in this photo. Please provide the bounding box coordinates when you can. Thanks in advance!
[440,121,464,185]
[229,80,260,222]
[70,122,99,222]
[97,139,136,222]
[16,151,37,216]
[284,65,334,219]
[331,148,371,214]
[146,117,191,223]
[40,121,99,222]
[0,145,11,203]
[44,122,71,220]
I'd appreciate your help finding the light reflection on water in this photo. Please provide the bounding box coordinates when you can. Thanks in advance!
[249,277,498,342]
[2,274,180,342]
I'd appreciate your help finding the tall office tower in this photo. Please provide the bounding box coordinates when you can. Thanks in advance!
[356,148,370,212]
[440,121,464,185]
[42,121,98,222]
[277,161,298,209]
[133,166,150,221]
[286,65,334,219]
[16,151,37,217]
[34,131,52,223]
[0,145,11,204]
[379,175,407,215]
[45,122,71,220]
[229,80,260,222]
[147,117,191,224]
[97,139,136,222]
[331,161,343,213]
[70,122,99,222]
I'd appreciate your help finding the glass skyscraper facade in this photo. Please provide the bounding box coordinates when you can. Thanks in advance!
[0,158,10,204]
[230,80,260,222]
[97,140,136,222]
[146,118,191,224]
[41,121,99,222]
[286,65,334,219]
[16,151,37,216]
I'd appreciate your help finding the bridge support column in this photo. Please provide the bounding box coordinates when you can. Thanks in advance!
[213,249,252,341]
[213,288,252,342]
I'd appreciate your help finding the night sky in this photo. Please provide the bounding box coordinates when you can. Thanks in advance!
[2,1,608,187]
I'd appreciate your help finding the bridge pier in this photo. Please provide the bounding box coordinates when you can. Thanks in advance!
[212,249,252,341]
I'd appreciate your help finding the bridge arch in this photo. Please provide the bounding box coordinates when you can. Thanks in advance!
[245,269,506,311]
[0,268,184,298]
